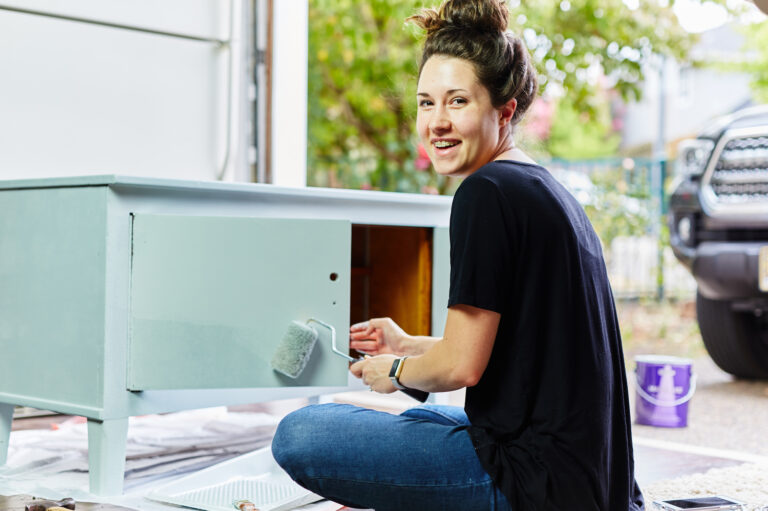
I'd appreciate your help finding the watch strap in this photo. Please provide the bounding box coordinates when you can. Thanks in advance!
[389,357,408,390]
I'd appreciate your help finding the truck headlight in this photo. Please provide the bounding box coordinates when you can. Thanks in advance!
[676,138,714,178]
[677,216,692,244]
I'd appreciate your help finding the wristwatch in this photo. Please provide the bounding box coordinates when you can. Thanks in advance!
[389,357,408,390]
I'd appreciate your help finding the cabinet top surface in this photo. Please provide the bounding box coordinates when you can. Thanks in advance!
[0,174,453,207]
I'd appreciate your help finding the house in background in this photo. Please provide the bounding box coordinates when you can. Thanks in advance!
[616,23,758,157]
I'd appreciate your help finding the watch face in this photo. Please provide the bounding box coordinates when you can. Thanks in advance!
[389,358,401,377]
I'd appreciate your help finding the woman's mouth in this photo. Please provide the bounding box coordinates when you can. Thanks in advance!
[432,139,461,156]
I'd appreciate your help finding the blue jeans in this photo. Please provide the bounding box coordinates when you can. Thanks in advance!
[271,403,512,511]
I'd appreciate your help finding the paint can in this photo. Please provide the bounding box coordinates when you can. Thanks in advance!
[634,355,696,428]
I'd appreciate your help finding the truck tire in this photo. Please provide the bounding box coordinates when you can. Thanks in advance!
[696,291,768,379]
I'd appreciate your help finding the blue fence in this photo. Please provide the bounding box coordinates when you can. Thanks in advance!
[542,157,695,300]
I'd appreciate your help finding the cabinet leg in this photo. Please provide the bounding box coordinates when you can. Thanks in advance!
[0,403,13,465]
[87,417,129,496]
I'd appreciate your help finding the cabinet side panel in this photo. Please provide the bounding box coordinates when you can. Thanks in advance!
[431,227,450,337]
[0,187,106,409]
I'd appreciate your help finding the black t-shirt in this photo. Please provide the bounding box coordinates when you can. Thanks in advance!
[448,160,644,510]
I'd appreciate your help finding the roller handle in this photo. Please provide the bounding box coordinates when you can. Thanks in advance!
[306,318,429,402]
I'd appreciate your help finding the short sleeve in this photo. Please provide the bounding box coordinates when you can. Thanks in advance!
[448,174,515,313]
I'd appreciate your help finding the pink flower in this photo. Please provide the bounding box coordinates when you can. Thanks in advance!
[525,97,555,140]
[415,143,432,171]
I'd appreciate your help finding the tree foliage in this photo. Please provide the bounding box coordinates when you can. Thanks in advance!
[739,20,768,103]
[509,0,694,108]
[307,1,431,192]
[307,0,701,192]
[546,95,620,159]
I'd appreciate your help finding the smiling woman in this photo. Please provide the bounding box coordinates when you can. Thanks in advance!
[272,1,644,509]
[413,2,537,177]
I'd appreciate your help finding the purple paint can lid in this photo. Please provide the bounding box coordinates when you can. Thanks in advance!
[635,355,693,366]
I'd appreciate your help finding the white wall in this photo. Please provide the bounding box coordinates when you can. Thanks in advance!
[0,0,308,185]
[270,0,309,187]
[0,0,229,38]
[0,1,232,181]
[0,0,308,186]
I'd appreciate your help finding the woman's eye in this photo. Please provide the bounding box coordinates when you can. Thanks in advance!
[419,99,433,107]
[451,97,467,105]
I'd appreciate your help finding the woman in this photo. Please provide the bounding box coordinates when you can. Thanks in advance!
[272,1,644,509]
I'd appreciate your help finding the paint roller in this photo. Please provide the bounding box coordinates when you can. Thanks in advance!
[271,318,428,402]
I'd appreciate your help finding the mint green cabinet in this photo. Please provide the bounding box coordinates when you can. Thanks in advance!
[0,175,452,495]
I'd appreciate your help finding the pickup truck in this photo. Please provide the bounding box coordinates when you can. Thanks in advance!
[669,105,768,378]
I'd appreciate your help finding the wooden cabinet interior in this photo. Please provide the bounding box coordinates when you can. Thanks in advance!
[350,225,434,343]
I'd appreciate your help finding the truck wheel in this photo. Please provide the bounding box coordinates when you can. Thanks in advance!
[696,292,768,379]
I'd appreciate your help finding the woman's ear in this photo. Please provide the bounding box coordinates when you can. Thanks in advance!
[499,98,517,127]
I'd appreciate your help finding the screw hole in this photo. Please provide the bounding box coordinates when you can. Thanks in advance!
[330,272,339,281]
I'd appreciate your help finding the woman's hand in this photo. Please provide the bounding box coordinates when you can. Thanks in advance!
[350,354,397,394]
[349,317,409,356]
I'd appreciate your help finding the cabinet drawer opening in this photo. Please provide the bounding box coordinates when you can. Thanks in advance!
[350,225,433,358]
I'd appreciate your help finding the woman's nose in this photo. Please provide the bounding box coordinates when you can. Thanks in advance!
[429,106,451,133]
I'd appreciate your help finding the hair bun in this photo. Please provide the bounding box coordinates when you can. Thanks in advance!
[410,0,537,129]
[409,0,509,36]
[441,0,509,33]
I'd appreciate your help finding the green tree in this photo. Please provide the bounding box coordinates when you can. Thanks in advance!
[307,0,435,192]
[546,96,620,159]
[307,0,707,192]
[739,20,768,103]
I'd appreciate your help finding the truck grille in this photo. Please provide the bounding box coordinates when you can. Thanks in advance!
[703,130,768,212]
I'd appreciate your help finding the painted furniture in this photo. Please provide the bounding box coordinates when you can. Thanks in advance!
[0,175,452,495]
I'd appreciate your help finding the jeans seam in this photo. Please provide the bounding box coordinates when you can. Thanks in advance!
[406,408,466,426]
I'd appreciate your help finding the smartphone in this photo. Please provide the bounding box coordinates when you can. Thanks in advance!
[653,496,745,510]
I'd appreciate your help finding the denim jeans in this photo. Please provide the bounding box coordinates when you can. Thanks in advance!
[271,403,512,511]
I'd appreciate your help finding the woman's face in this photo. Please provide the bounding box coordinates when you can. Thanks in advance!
[416,55,505,177]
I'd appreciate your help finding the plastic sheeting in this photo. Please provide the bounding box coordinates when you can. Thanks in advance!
[0,407,342,511]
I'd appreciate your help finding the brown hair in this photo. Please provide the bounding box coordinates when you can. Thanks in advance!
[408,0,537,128]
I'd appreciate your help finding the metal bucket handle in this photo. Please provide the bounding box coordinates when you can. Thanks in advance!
[634,372,697,407]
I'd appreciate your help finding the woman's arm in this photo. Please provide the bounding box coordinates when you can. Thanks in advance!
[350,304,500,393]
